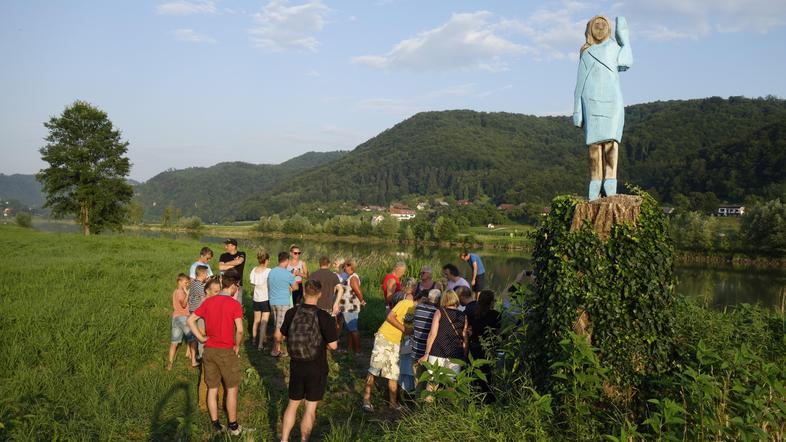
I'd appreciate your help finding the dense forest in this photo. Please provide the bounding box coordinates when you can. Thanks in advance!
[6,96,786,223]
[241,96,786,219]
[132,151,347,222]
[0,174,43,208]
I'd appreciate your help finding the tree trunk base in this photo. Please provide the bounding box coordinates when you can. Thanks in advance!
[570,194,643,240]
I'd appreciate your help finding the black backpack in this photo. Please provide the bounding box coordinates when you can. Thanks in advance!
[288,306,323,362]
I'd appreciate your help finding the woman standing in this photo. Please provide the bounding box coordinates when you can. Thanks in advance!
[414,265,441,299]
[249,250,272,350]
[418,290,468,380]
[339,259,366,353]
[468,289,501,401]
[287,244,309,306]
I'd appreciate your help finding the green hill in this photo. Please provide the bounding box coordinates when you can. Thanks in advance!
[240,96,786,218]
[134,150,347,222]
[0,174,44,208]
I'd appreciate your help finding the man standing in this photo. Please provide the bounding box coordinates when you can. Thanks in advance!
[219,239,246,304]
[460,251,486,292]
[310,256,343,317]
[269,251,298,357]
[189,247,214,279]
[382,261,406,312]
[276,280,338,442]
[187,275,244,435]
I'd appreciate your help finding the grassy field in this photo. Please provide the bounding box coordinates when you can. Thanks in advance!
[3,224,786,441]
[0,225,428,441]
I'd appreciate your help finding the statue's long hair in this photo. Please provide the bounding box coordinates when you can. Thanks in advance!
[580,15,611,53]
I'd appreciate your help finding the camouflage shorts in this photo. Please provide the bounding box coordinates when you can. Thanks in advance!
[368,333,400,380]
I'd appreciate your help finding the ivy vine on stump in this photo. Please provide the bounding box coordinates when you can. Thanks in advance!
[521,189,677,404]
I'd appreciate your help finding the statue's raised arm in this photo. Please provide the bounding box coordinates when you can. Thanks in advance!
[572,15,632,201]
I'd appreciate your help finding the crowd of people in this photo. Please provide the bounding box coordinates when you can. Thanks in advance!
[167,239,501,440]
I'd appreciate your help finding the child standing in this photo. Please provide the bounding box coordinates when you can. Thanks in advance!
[168,273,196,370]
[249,250,272,350]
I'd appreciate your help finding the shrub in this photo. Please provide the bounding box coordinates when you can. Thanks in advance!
[741,199,786,253]
[176,216,201,230]
[15,212,32,228]
[523,190,677,399]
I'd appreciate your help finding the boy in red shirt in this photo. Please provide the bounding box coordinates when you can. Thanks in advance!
[188,275,244,435]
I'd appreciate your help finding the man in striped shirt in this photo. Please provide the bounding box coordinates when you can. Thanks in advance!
[411,288,441,387]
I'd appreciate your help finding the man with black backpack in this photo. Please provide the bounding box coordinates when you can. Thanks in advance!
[276,280,338,442]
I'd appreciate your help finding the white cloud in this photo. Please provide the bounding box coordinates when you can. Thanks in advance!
[249,0,329,52]
[156,1,216,15]
[173,28,216,43]
[352,11,529,71]
[305,69,321,77]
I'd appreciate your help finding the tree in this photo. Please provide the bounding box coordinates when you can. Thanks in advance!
[376,215,400,239]
[126,201,144,225]
[36,101,133,235]
[741,199,786,253]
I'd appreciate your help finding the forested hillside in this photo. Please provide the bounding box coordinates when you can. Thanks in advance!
[0,174,43,208]
[133,150,347,222]
[241,96,786,218]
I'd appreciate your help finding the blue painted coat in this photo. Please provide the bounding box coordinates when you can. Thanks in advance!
[573,17,633,146]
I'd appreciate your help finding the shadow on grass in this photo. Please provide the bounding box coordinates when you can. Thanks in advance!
[149,382,193,441]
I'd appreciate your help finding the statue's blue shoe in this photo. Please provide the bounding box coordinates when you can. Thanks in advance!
[603,179,617,197]
[588,180,602,201]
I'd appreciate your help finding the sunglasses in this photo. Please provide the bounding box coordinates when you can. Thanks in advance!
[292,251,301,255]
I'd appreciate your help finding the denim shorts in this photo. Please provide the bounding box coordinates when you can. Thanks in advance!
[342,311,359,332]
[171,315,194,343]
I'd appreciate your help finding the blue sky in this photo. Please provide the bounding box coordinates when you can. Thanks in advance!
[1,0,785,181]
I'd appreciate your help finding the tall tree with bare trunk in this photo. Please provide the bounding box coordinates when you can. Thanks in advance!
[37,101,133,235]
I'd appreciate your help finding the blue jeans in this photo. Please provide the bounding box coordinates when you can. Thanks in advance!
[170,316,194,343]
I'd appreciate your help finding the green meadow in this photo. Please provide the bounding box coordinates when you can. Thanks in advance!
[2,224,786,441]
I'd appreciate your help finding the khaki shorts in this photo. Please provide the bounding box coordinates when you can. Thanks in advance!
[203,347,240,388]
[368,333,400,380]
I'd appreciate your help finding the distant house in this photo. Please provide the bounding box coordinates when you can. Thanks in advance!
[717,205,745,217]
[370,215,385,226]
[416,202,428,211]
[3,208,12,218]
[458,199,472,206]
[436,200,449,207]
[661,207,675,215]
[389,208,416,221]
[487,223,495,229]
[497,203,516,211]
[361,205,386,212]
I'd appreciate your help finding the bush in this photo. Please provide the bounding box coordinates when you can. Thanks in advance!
[669,211,718,250]
[741,199,786,253]
[282,214,312,234]
[523,190,677,398]
[15,212,32,228]
[176,216,201,230]
[256,214,283,232]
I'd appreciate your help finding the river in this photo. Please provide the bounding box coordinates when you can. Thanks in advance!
[34,221,786,309]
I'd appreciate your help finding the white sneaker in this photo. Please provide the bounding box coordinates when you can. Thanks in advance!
[229,424,242,436]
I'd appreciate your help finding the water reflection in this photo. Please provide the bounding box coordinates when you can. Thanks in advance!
[32,221,786,309]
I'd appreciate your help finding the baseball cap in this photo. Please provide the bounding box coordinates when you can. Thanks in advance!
[224,238,238,246]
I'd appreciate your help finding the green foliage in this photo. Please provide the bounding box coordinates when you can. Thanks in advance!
[125,201,144,225]
[134,151,347,223]
[255,214,284,232]
[14,212,32,228]
[160,205,174,227]
[433,216,458,241]
[176,216,202,230]
[375,215,399,239]
[282,214,313,233]
[524,190,677,397]
[669,211,718,250]
[741,199,786,253]
[36,100,133,235]
[0,174,43,208]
